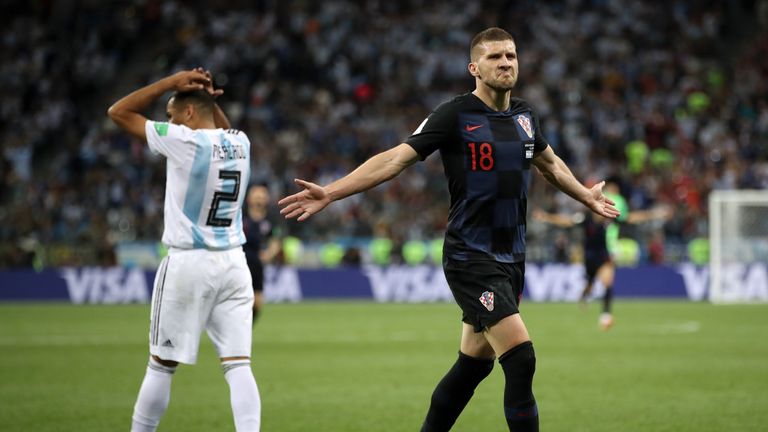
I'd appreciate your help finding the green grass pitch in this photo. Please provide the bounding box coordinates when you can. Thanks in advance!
[1,301,767,431]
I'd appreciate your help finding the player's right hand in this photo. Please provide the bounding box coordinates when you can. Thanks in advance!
[278,179,331,222]
[169,70,210,92]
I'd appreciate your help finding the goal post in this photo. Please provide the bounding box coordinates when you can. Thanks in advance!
[709,190,768,303]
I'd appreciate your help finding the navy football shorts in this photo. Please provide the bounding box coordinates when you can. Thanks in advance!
[443,257,525,332]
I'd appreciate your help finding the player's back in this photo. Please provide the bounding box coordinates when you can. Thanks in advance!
[145,121,251,250]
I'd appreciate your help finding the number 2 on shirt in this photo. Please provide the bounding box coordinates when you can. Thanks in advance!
[206,170,242,227]
[467,142,494,171]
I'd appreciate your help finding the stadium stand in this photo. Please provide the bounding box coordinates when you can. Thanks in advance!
[1,0,766,268]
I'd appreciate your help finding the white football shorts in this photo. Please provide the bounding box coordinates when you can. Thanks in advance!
[148,247,254,364]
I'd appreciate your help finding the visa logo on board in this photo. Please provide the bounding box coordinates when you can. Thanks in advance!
[60,267,149,304]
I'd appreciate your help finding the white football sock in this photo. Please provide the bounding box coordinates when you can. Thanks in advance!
[223,360,261,432]
[131,357,176,432]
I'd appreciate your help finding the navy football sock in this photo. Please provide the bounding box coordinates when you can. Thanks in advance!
[420,351,494,432]
[499,341,538,432]
[602,286,613,314]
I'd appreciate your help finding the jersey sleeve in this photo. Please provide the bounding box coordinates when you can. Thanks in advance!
[145,120,194,159]
[404,101,456,161]
[531,108,550,154]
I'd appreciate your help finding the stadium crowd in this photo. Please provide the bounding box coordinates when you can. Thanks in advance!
[1,0,767,268]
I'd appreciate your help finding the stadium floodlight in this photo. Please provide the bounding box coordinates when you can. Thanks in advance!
[709,190,768,303]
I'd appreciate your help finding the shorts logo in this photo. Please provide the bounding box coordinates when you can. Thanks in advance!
[162,339,174,348]
[479,291,495,311]
[516,114,534,139]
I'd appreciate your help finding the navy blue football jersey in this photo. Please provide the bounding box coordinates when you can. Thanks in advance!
[405,94,549,263]
[242,214,273,265]
[582,214,610,263]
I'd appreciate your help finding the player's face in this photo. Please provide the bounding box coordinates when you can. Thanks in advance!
[166,98,182,125]
[604,182,619,195]
[247,186,269,207]
[166,98,192,127]
[471,40,518,92]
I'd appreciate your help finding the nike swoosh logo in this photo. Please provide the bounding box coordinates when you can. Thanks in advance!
[465,124,484,132]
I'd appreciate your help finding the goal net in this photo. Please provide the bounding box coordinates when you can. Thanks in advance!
[709,190,768,303]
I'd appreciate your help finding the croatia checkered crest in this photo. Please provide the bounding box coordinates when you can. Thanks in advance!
[516,114,534,139]
[479,291,495,311]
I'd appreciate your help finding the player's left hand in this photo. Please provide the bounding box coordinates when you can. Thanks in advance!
[278,179,332,222]
[587,181,621,219]
[194,67,224,98]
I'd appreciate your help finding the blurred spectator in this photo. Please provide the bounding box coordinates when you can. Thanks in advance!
[647,230,666,265]
[1,0,766,267]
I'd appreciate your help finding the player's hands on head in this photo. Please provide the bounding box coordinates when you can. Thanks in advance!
[169,70,210,92]
[278,179,331,222]
[194,67,224,98]
[587,180,621,219]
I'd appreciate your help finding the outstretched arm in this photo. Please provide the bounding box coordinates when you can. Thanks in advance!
[531,146,620,219]
[279,143,420,221]
[532,208,579,228]
[107,70,210,141]
[626,206,672,224]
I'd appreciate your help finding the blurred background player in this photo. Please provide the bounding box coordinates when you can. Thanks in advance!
[534,179,670,330]
[278,27,619,432]
[107,69,261,432]
[243,183,281,322]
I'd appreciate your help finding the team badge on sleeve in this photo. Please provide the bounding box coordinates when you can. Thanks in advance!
[154,122,169,136]
[516,114,533,139]
[479,291,495,311]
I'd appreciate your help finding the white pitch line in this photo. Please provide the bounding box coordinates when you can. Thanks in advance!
[647,321,701,334]
[254,333,448,344]
[0,333,448,347]
[0,335,145,347]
